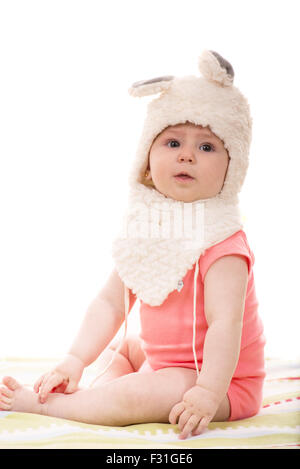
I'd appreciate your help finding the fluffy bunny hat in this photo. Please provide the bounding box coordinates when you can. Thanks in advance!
[112,50,252,307]
[128,50,252,199]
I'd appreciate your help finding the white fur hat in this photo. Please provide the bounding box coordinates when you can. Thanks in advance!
[128,50,252,201]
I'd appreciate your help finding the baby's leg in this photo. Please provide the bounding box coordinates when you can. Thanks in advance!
[91,334,146,386]
[1,366,222,426]
[0,335,146,419]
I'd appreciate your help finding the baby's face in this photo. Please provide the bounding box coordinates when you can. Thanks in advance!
[145,123,229,202]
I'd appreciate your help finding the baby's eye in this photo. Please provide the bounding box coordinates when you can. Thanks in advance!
[167,140,180,148]
[199,143,214,152]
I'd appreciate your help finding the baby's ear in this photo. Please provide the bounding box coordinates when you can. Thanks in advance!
[129,75,174,97]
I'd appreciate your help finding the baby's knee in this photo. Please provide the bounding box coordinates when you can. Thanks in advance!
[110,334,146,372]
[126,335,146,370]
[109,333,138,353]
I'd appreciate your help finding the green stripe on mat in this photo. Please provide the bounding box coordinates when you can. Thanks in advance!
[0,432,179,449]
[0,431,299,450]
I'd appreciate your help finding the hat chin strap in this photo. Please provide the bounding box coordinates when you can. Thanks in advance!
[192,257,200,377]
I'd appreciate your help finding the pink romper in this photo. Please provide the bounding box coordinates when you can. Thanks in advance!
[137,230,266,421]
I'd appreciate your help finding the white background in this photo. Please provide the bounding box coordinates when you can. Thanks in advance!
[0,0,299,360]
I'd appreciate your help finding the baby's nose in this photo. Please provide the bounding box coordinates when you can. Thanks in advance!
[177,152,195,163]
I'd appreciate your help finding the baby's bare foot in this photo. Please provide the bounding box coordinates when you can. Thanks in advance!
[0,376,46,415]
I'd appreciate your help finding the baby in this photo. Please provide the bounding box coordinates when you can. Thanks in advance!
[0,51,265,440]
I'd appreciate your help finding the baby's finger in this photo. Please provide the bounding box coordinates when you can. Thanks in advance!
[192,415,211,436]
[179,415,200,440]
[168,401,185,425]
[39,374,64,403]
[178,409,192,431]
[65,379,78,394]
[33,374,46,393]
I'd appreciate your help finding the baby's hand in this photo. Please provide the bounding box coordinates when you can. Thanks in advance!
[33,354,84,403]
[168,385,220,439]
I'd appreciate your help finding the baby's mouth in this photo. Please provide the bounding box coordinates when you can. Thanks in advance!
[174,172,195,182]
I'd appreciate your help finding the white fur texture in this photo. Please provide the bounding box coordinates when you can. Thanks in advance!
[198,50,234,87]
[128,77,174,97]
[112,184,242,306]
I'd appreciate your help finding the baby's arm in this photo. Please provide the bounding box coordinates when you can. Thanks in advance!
[196,254,248,398]
[169,254,248,437]
[35,269,131,402]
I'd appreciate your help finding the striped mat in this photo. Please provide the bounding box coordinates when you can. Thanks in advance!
[0,357,299,449]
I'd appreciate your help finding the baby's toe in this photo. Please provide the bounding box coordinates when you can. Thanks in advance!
[0,401,11,410]
[2,376,21,392]
[0,393,11,405]
[0,385,14,398]
[0,388,12,410]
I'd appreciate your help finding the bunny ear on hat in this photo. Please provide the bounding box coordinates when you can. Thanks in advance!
[129,50,234,99]
[128,75,174,97]
[198,50,234,87]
